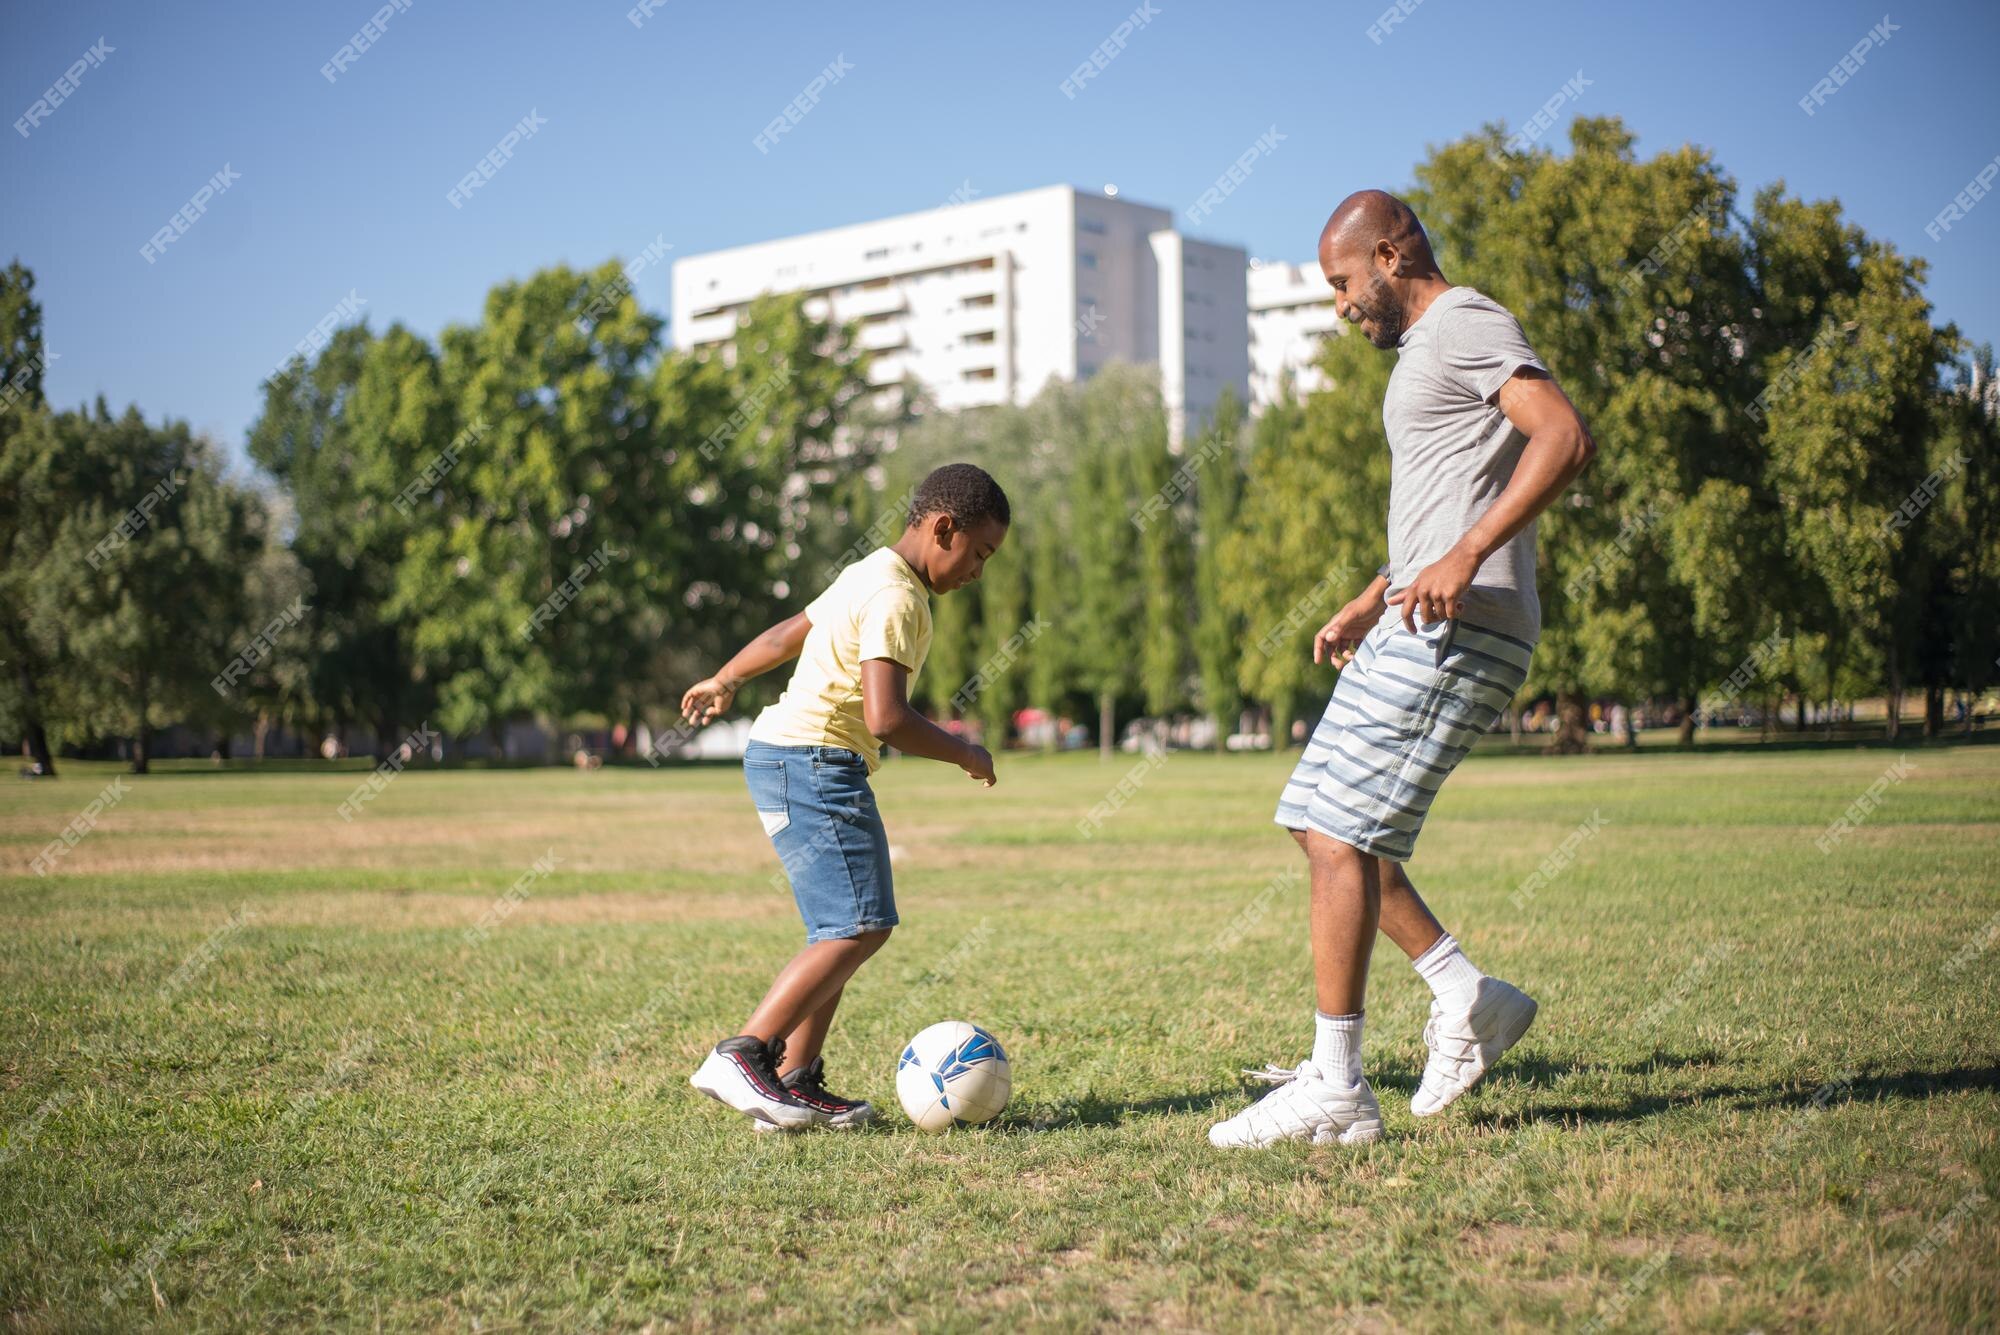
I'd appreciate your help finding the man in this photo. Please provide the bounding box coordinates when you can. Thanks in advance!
[1210,190,1595,1148]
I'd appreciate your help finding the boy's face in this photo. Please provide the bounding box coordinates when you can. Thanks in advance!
[924,513,1008,593]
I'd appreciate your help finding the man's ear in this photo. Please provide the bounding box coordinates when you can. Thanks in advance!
[929,512,958,548]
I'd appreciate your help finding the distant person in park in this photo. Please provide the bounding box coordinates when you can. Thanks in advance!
[1209,190,1596,1149]
[679,464,1009,1131]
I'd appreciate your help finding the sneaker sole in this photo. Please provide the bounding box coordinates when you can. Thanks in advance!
[689,1073,816,1131]
[1413,990,1538,1118]
[750,1105,873,1134]
[1211,1118,1383,1150]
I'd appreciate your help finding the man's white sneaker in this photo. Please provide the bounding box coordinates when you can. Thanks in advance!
[690,1036,818,1131]
[1410,976,1538,1117]
[1207,1061,1384,1149]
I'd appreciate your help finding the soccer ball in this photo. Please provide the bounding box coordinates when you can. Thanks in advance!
[895,1021,1010,1132]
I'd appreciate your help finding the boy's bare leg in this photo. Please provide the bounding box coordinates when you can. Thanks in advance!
[741,929,890,1055]
[1289,829,1443,962]
[777,985,844,1075]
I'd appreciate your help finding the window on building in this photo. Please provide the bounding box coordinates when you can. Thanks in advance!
[864,247,890,261]
[963,330,995,344]
[1079,218,1107,235]
[962,293,995,308]
[1079,251,1098,269]
[963,366,996,381]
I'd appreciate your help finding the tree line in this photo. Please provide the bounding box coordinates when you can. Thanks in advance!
[2,117,1995,775]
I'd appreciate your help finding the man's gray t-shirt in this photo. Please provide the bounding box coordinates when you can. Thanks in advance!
[1382,286,1549,644]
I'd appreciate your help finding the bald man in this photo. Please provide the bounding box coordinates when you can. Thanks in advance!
[1210,190,1596,1149]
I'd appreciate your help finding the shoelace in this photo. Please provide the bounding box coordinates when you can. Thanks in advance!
[788,1067,836,1104]
[1242,1062,1302,1086]
[746,1038,792,1097]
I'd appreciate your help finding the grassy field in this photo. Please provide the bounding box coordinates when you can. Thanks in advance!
[2,742,1997,1331]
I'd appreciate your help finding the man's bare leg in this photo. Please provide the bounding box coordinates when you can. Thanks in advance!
[1208,828,1386,1146]
[1305,830,1379,1015]
[1289,829,1443,963]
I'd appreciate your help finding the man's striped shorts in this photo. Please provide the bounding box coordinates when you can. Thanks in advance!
[1274,615,1533,862]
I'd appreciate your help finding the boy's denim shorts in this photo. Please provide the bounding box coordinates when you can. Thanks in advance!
[743,740,898,944]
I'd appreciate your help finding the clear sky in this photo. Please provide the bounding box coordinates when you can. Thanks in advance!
[5,0,1996,462]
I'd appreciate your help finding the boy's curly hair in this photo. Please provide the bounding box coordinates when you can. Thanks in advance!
[908,463,1010,530]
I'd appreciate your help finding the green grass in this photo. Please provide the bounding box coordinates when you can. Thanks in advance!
[2,744,1997,1330]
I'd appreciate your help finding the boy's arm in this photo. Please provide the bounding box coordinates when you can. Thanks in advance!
[680,612,811,725]
[860,658,996,787]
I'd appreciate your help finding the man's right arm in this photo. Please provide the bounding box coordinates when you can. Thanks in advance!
[1313,569,1391,666]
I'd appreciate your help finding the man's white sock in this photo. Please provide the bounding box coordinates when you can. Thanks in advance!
[1311,1011,1363,1086]
[1413,933,1485,1003]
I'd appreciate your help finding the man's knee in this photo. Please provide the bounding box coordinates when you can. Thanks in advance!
[1288,827,1309,854]
[1304,829,1366,868]
[853,926,893,953]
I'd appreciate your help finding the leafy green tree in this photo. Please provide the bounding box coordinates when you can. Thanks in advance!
[1130,387,1189,720]
[1191,390,1246,748]
[1066,367,1160,756]
[35,409,259,771]
[248,323,436,751]
[1762,242,1943,738]
[1223,340,1391,742]
[0,261,60,773]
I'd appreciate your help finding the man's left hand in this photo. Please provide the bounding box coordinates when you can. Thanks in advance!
[1385,547,1481,632]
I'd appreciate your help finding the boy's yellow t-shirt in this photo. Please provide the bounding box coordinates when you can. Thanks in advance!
[748,547,933,772]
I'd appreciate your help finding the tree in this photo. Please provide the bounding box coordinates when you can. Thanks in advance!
[35,409,260,772]
[1762,241,1943,739]
[0,261,60,773]
[1065,368,1159,756]
[1191,390,1246,748]
[248,323,436,753]
[1223,339,1391,743]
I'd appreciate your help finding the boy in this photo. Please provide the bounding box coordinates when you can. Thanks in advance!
[681,463,1010,1131]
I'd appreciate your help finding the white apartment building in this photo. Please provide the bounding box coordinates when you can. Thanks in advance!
[671,185,1250,444]
[1247,259,1345,411]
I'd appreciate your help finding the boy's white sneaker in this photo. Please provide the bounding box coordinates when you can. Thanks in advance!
[1207,1061,1384,1149]
[690,1036,818,1131]
[1410,977,1538,1117]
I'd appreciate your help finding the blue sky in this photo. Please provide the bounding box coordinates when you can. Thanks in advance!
[5,0,1996,461]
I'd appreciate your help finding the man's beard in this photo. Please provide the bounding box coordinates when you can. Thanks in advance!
[1352,272,1405,349]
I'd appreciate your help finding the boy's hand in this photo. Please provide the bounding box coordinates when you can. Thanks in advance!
[960,743,997,788]
[679,676,737,725]
[1313,592,1387,666]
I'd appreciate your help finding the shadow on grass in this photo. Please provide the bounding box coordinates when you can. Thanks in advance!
[993,1088,1239,1132]
[1461,1062,2000,1129]
[988,1060,2000,1136]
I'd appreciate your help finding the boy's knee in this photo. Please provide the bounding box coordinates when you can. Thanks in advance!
[1288,827,1309,854]
[853,926,893,952]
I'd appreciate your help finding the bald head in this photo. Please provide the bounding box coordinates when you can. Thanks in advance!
[1319,190,1436,274]
[1317,189,1447,349]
